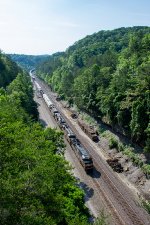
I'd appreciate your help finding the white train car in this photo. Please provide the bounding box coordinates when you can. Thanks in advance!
[43,94,54,109]
[35,81,42,91]
[34,81,44,96]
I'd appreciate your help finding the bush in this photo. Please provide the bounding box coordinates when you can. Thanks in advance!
[109,137,118,149]
[142,164,150,178]
[118,143,125,151]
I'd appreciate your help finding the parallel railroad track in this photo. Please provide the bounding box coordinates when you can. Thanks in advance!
[37,78,150,225]
[61,113,145,225]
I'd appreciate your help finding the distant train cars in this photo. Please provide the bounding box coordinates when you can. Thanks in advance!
[34,81,44,97]
[30,69,36,81]
[33,82,94,172]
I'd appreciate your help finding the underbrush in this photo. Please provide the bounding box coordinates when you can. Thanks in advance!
[105,133,150,178]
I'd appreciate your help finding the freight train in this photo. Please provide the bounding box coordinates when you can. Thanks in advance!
[32,79,124,174]
[34,82,93,172]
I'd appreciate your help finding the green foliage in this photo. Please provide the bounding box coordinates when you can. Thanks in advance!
[0,56,90,224]
[36,52,64,77]
[8,54,50,71]
[0,52,21,88]
[0,91,89,225]
[94,210,108,225]
[7,72,38,119]
[108,135,125,151]
[144,122,150,152]
[36,26,150,150]
[142,164,150,177]
[108,137,118,149]
[142,200,150,214]
[124,148,146,168]
[118,143,125,152]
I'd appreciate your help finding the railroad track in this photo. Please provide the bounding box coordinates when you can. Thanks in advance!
[37,78,150,225]
[60,114,145,225]
[93,161,144,225]
[92,177,126,225]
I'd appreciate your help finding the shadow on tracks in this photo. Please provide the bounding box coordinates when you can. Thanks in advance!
[75,177,94,202]
[79,181,94,202]
[88,167,101,179]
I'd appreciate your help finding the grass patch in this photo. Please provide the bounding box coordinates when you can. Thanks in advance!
[142,200,150,214]
[109,137,118,149]
[118,143,125,151]
[142,164,150,178]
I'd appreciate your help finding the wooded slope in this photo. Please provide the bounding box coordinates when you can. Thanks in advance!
[36,26,150,151]
[8,54,49,71]
[0,53,90,225]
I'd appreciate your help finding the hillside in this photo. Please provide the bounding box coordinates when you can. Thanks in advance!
[36,26,150,151]
[8,54,49,71]
[0,52,93,225]
[0,51,21,88]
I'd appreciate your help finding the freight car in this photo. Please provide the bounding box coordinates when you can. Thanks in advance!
[63,124,76,144]
[43,93,54,109]
[34,81,44,96]
[53,111,60,121]
[57,116,66,129]
[51,107,59,116]
[77,119,99,142]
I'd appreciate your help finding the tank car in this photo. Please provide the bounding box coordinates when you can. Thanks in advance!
[43,94,54,109]
[34,81,43,94]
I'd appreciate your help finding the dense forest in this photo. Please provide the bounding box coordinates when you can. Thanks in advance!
[0,53,99,225]
[0,51,22,88]
[8,54,49,71]
[36,26,150,151]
